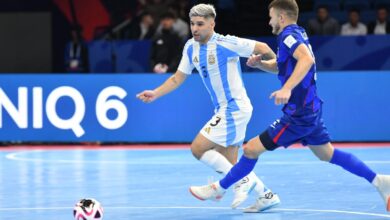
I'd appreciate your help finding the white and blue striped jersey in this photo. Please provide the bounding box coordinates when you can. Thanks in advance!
[178,32,256,113]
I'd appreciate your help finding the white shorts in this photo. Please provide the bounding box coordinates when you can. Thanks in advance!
[200,110,252,147]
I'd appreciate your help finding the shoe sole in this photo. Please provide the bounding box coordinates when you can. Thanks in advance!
[243,201,280,213]
[260,201,280,212]
[189,187,205,201]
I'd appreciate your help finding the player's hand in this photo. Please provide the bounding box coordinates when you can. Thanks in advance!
[136,90,157,103]
[270,88,291,105]
[246,54,263,68]
[153,63,168,74]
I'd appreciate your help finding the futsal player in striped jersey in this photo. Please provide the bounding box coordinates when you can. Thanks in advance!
[137,3,281,210]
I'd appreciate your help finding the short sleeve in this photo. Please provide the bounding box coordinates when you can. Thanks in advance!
[217,35,256,58]
[282,34,302,55]
[177,41,194,75]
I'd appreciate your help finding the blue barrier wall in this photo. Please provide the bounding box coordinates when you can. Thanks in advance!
[0,72,389,142]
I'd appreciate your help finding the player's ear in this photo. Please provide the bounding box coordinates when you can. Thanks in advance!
[278,10,285,23]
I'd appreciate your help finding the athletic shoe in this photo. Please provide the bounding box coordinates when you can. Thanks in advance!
[243,191,281,213]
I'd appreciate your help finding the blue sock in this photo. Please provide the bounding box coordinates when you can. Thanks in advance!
[330,149,377,183]
[219,155,258,189]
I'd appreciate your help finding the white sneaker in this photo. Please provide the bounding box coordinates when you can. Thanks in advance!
[374,174,390,212]
[231,176,257,209]
[243,191,281,213]
[189,182,226,201]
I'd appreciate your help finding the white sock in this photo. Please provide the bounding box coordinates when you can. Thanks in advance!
[199,150,233,175]
[200,150,269,196]
[372,174,380,188]
[249,171,269,196]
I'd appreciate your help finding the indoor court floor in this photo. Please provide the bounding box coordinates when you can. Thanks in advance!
[0,143,390,220]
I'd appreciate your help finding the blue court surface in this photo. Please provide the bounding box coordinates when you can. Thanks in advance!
[1,144,390,220]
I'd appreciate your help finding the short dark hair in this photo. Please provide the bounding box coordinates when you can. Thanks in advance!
[376,5,389,12]
[160,11,176,20]
[348,8,360,15]
[268,0,299,21]
[315,4,329,11]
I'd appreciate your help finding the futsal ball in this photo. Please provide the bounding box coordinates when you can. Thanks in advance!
[73,198,104,220]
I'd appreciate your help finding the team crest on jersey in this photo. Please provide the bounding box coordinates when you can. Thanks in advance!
[208,54,216,65]
[204,127,211,134]
[193,56,199,63]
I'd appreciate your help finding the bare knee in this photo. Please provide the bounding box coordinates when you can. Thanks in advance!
[243,136,266,159]
[191,143,205,160]
[190,133,217,160]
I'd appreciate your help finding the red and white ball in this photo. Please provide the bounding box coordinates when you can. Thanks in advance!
[73,198,104,220]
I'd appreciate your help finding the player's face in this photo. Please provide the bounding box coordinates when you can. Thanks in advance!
[190,16,215,44]
[269,8,282,35]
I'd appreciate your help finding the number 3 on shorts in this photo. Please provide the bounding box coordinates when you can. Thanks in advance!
[210,116,222,127]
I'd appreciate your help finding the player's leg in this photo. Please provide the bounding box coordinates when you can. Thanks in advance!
[190,113,281,210]
[309,142,376,181]
[189,132,281,210]
[191,132,274,207]
[309,142,390,211]
[214,143,275,209]
[219,117,290,192]
[191,132,235,175]
[214,144,238,165]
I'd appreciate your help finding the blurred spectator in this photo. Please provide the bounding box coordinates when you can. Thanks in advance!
[174,0,191,22]
[307,5,340,35]
[123,11,156,40]
[144,0,169,25]
[65,25,89,73]
[155,6,190,42]
[368,6,390,34]
[341,9,367,36]
[150,12,182,73]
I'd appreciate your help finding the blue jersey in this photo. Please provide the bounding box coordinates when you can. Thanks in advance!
[277,24,322,116]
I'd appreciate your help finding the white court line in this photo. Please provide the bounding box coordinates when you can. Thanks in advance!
[0,206,389,218]
[5,151,390,165]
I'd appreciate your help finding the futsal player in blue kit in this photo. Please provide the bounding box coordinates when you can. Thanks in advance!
[137,3,281,210]
[190,0,390,213]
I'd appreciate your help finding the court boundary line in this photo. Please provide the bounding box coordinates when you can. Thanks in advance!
[0,206,389,218]
[5,150,390,165]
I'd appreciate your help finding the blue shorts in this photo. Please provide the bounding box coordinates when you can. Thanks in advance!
[263,108,331,148]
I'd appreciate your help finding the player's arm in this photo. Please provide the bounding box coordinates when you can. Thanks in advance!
[283,44,314,91]
[246,54,278,74]
[270,43,314,105]
[253,42,276,60]
[247,42,278,74]
[136,70,188,103]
